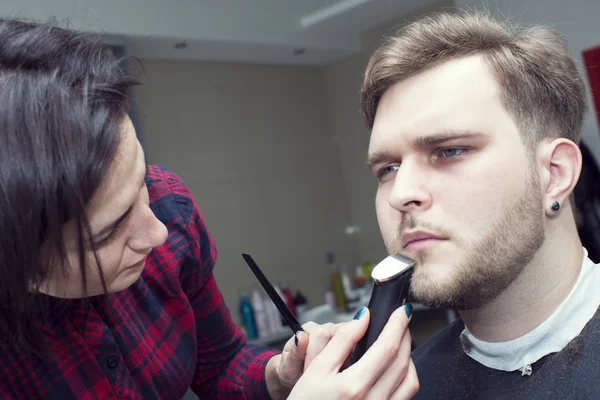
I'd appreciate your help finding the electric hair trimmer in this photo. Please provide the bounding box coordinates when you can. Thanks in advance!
[351,254,415,364]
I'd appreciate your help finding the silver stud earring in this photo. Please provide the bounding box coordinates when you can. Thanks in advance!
[551,201,560,212]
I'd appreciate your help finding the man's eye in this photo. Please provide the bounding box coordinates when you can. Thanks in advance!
[378,165,399,179]
[434,147,468,159]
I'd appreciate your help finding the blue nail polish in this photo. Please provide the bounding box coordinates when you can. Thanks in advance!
[354,306,367,320]
[405,303,413,318]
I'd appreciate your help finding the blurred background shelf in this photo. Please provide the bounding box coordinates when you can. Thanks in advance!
[246,301,459,350]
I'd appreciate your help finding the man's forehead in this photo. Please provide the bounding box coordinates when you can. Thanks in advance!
[370,56,502,146]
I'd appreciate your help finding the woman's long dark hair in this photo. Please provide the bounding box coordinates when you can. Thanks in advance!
[0,19,138,354]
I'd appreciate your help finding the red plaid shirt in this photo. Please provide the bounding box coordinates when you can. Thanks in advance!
[0,165,279,399]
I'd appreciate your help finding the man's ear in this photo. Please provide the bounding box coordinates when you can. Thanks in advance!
[538,139,582,217]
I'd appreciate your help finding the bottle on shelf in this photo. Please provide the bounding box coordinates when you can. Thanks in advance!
[327,251,348,312]
[354,265,368,288]
[279,280,297,318]
[264,286,284,334]
[341,264,359,305]
[250,287,269,338]
[239,292,257,339]
[273,283,287,330]
[361,261,375,281]
[325,290,336,310]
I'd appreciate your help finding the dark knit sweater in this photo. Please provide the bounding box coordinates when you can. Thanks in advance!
[412,308,600,400]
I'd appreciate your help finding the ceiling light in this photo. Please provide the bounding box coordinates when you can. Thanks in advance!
[300,0,372,28]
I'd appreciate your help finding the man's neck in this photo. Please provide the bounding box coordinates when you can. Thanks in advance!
[459,221,583,342]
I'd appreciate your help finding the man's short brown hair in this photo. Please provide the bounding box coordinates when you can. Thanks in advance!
[360,10,587,150]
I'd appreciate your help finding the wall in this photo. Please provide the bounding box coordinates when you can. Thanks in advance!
[455,0,600,162]
[321,0,457,264]
[132,60,360,320]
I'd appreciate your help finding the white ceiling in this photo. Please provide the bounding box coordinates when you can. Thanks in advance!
[1,0,441,65]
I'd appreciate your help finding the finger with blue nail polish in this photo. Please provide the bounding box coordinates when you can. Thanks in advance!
[354,306,367,320]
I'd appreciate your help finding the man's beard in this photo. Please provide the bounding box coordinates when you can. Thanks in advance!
[394,172,545,310]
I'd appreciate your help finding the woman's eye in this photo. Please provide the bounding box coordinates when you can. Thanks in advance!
[97,224,122,246]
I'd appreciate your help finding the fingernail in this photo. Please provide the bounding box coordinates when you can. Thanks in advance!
[405,303,413,318]
[294,332,299,347]
[354,306,367,320]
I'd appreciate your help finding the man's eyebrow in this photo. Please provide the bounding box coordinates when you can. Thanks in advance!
[367,150,392,169]
[367,130,486,169]
[412,130,486,148]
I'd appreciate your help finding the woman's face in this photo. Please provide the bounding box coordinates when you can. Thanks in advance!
[40,116,168,298]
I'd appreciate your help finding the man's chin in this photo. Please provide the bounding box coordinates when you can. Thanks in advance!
[409,276,488,310]
[408,264,462,308]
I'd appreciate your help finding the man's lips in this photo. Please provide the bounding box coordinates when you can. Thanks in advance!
[402,230,447,250]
